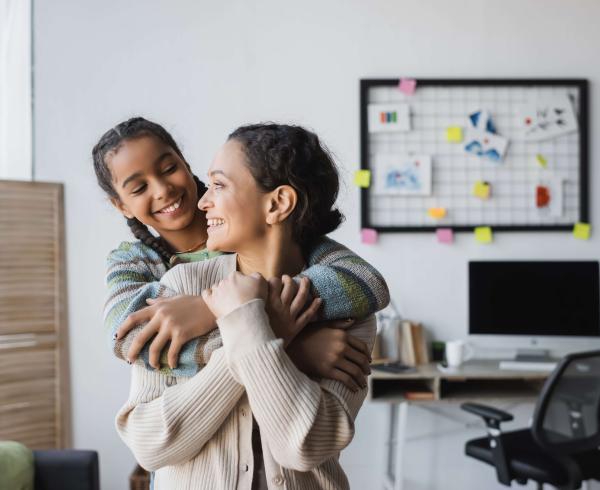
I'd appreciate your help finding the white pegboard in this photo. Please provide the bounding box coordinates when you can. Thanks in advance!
[362,81,585,229]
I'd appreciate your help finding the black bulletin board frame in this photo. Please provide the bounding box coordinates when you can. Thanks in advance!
[359,78,589,233]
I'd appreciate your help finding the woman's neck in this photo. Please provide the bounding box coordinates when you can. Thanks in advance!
[237,237,305,278]
[160,210,208,253]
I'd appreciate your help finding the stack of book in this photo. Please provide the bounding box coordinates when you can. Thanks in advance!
[399,321,430,367]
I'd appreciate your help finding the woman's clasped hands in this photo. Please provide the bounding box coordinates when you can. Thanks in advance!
[116,271,372,391]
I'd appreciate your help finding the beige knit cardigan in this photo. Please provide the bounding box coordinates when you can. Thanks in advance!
[115,254,376,490]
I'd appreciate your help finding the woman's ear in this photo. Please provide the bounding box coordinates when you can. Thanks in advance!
[110,197,134,220]
[265,185,297,225]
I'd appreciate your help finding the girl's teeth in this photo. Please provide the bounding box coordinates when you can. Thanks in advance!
[160,198,181,213]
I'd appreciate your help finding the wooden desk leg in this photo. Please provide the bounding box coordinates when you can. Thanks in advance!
[393,401,408,490]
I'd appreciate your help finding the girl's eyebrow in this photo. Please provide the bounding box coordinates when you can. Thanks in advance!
[121,152,172,189]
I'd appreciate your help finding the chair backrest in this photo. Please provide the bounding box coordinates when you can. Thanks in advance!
[532,350,600,455]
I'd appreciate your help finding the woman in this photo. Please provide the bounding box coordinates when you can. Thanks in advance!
[116,123,379,489]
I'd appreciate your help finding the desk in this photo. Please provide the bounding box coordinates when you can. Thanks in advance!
[368,360,551,490]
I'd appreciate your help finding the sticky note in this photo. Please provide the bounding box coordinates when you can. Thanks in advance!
[573,222,591,240]
[428,207,447,219]
[446,126,463,143]
[473,181,491,199]
[398,78,417,95]
[361,228,378,244]
[474,226,493,244]
[536,154,548,168]
[436,228,454,244]
[353,170,371,188]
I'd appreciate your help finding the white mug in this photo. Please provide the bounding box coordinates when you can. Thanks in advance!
[445,340,475,367]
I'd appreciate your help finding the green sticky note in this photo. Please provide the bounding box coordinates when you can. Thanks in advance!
[573,222,591,240]
[474,226,493,244]
[354,170,371,188]
[446,126,463,143]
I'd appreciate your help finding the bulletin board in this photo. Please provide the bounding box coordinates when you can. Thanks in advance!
[359,79,589,232]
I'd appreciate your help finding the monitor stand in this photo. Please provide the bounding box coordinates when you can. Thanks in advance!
[499,348,558,372]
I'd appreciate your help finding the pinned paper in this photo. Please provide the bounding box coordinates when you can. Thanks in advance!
[446,127,463,143]
[535,154,548,168]
[428,207,447,219]
[520,94,578,141]
[573,222,591,241]
[474,227,493,244]
[398,78,417,95]
[354,170,371,188]
[368,103,411,132]
[473,181,491,200]
[361,228,378,244]
[372,154,432,196]
[436,228,454,244]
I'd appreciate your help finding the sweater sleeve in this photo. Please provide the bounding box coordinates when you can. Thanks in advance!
[104,242,219,377]
[115,347,244,472]
[303,237,389,319]
[218,300,377,471]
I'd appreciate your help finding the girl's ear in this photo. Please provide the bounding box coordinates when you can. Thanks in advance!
[110,197,134,220]
[265,185,297,225]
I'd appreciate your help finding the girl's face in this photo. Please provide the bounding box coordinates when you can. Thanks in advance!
[108,136,199,236]
[198,139,269,252]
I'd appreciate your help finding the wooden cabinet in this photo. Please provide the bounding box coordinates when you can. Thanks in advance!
[0,180,71,448]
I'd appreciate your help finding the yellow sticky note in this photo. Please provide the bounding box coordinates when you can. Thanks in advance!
[354,170,371,188]
[473,181,491,199]
[428,207,447,219]
[474,226,493,244]
[446,126,463,143]
[536,154,548,168]
[573,222,591,240]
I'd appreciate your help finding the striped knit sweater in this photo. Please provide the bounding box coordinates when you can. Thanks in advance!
[105,237,389,376]
[116,254,376,489]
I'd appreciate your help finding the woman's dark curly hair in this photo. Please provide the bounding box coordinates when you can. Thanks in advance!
[228,123,344,250]
[92,117,207,266]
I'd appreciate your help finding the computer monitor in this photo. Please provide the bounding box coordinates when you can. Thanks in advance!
[469,261,600,357]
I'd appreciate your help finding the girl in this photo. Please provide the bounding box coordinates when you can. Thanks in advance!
[94,117,389,388]
[116,123,379,489]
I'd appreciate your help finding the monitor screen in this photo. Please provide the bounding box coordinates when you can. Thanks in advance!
[469,261,600,337]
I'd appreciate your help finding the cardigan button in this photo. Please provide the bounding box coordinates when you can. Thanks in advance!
[241,464,249,472]
[272,475,284,486]
[241,408,247,417]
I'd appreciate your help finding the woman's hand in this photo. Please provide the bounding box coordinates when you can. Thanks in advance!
[265,275,322,346]
[115,295,216,369]
[202,271,268,319]
[287,321,372,392]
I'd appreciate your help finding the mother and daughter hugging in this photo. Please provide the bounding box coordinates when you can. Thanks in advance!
[94,117,390,490]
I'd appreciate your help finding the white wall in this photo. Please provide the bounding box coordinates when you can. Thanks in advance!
[33,1,600,489]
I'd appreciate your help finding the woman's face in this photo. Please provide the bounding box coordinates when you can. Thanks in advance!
[108,136,199,235]
[198,139,269,252]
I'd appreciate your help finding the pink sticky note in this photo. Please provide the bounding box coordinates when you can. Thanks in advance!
[398,78,417,95]
[436,228,454,244]
[361,228,378,245]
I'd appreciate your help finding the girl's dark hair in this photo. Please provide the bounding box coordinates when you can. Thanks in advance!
[92,117,207,266]
[228,123,344,250]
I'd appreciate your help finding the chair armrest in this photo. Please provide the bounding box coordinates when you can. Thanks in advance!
[461,402,514,427]
[33,450,99,490]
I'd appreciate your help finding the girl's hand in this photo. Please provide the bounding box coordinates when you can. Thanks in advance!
[265,275,322,346]
[115,295,216,369]
[287,321,372,392]
[201,271,268,319]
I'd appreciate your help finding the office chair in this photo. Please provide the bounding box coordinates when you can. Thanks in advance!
[461,350,600,490]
